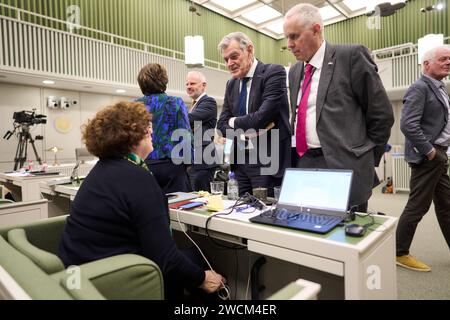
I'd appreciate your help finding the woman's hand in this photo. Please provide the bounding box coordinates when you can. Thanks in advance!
[200,270,226,293]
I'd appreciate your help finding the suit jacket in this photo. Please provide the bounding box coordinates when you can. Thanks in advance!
[401,75,449,164]
[217,61,291,178]
[188,94,218,169]
[288,43,394,206]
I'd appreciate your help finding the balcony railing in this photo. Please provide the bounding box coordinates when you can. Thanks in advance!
[0,3,230,99]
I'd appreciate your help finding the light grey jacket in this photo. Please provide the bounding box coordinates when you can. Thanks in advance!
[401,75,449,164]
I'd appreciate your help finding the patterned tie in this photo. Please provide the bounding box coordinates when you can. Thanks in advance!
[239,77,250,116]
[190,100,196,112]
[296,63,314,157]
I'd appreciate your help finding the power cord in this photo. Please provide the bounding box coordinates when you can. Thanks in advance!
[204,193,264,250]
[176,210,231,300]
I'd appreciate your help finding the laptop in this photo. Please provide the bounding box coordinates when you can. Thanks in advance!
[250,168,353,234]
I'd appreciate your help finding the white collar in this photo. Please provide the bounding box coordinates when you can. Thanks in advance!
[306,41,326,70]
[244,58,258,79]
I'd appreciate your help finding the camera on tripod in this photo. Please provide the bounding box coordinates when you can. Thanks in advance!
[13,110,47,125]
[3,109,47,171]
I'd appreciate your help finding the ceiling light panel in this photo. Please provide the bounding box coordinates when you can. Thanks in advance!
[342,0,366,11]
[241,5,282,25]
[265,18,284,35]
[319,6,341,21]
[209,0,258,12]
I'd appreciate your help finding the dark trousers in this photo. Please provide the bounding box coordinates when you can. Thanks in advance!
[396,148,450,256]
[188,166,216,192]
[293,148,368,212]
[234,164,274,197]
[145,159,191,194]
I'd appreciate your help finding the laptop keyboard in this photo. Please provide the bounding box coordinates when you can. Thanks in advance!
[251,208,343,234]
[261,208,339,225]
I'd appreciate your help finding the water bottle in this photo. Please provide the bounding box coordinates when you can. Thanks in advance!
[227,172,239,200]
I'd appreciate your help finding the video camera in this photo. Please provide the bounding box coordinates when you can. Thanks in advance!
[13,110,47,125]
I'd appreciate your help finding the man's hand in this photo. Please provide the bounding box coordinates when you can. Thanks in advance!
[427,148,437,161]
[200,270,226,293]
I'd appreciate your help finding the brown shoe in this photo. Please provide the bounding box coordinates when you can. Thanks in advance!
[396,255,431,272]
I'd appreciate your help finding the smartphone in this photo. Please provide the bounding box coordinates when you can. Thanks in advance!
[178,202,204,210]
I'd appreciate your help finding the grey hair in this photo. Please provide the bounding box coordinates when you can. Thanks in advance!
[187,70,206,83]
[284,3,323,31]
[218,32,253,54]
[421,45,450,66]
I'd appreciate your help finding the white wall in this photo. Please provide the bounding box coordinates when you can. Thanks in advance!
[0,82,134,172]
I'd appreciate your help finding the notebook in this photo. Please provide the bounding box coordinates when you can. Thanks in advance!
[166,192,198,204]
[250,168,353,234]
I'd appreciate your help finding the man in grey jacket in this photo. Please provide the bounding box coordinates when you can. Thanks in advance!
[283,4,393,211]
[397,45,450,272]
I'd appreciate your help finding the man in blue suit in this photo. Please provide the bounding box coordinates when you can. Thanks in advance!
[217,32,291,196]
[396,45,450,272]
[185,71,218,192]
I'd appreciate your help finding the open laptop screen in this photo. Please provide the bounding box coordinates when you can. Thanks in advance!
[278,168,353,214]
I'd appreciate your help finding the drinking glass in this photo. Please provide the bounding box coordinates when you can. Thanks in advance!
[210,181,225,195]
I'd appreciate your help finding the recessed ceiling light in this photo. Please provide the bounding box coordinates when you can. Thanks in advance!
[43,80,55,85]
[116,89,126,94]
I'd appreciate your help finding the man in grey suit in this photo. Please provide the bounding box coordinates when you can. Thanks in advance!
[396,45,450,272]
[283,4,394,211]
[185,71,218,192]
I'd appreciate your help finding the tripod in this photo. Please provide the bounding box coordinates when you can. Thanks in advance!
[13,124,42,171]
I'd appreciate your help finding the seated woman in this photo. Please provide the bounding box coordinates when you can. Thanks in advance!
[136,63,192,194]
[58,101,224,300]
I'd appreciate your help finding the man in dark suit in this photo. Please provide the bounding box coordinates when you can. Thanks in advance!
[396,45,450,272]
[217,32,291,196]
[283,4,394,211]
[185,71,218,192]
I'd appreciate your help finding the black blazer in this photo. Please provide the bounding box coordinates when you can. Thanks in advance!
[188,94,218,169]
[217,60,291,178]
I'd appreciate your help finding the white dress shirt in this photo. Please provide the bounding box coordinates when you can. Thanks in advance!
[293,41,326,149]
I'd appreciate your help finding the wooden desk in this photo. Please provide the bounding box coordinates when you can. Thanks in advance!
[0,199,48,227]
[170,206,398,300]
[39,182,398,300]
[0,172,63,201]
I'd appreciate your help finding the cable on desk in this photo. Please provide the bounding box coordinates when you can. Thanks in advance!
[203,193,262,250]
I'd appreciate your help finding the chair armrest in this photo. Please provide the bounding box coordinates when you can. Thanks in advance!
[0,215,67,254]
[267,279,321,300]
[7,229,65,274]
[66,254,164,300]
[54,272,106,300]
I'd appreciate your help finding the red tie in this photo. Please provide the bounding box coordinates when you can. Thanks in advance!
[296,63,314,157]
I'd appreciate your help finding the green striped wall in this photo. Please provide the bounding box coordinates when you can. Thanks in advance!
[0,0,448,67]
[323,0,449,50]
[0,0,286,66]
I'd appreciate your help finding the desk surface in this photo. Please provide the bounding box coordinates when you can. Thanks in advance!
[170,202,398,300]
[40,185,397,300]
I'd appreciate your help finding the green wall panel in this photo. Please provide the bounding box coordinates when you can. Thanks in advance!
[323,0,449,50]
[0,0,448,67]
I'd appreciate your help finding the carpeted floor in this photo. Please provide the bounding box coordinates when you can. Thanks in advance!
[368,186,450,300]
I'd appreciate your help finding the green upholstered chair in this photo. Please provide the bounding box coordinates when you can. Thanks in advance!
[268,279,321,300]
[0,216,164,300]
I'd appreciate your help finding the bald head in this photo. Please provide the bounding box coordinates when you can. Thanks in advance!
[186,71,207,100]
